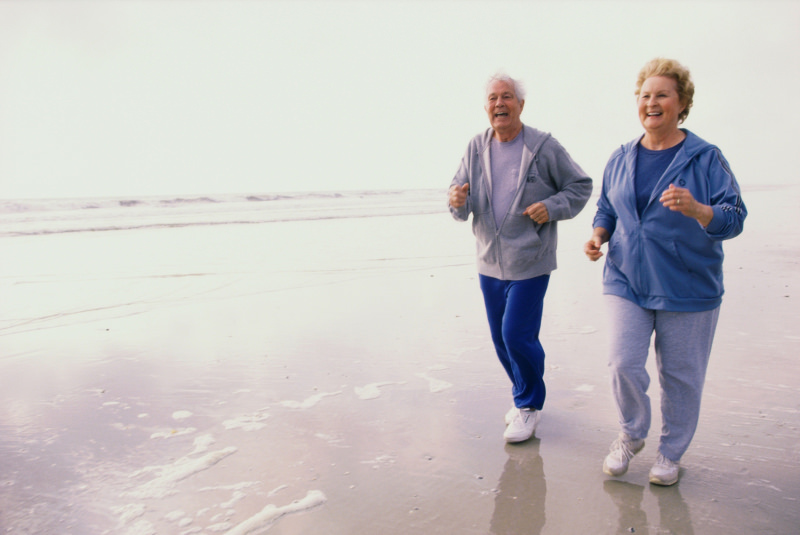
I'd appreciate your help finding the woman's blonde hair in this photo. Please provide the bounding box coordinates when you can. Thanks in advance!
[635,58,695,123]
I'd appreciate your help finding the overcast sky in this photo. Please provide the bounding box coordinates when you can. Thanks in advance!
[1,0,797,199]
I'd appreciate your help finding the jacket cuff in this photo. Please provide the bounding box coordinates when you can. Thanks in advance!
[704,205,726,234]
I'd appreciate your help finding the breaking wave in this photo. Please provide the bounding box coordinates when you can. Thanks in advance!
[0,189,445,237]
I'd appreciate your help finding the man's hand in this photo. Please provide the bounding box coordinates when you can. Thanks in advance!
[449,183,470,208]
[523,202,549,224]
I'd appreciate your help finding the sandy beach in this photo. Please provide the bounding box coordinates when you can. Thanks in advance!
[0,185,798,534]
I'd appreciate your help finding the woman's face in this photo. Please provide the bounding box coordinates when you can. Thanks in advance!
[637,76,686,136]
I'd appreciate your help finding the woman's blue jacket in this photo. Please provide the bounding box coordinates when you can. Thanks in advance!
[593,129,747,311]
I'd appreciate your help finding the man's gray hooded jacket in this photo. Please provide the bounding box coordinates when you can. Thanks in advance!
[449,125,592,280]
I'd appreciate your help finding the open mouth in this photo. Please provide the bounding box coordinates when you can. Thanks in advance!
[495,112,509,117]
[647,112,662,117]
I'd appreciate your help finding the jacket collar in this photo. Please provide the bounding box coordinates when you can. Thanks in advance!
[479,124,551,155]
[621,129,715,212]
[477,125,551,198]
[621,129,713,161]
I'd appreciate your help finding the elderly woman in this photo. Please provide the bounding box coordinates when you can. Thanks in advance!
[584,58,746,485]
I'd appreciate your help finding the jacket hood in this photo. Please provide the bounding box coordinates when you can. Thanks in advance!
[620,129,715,161]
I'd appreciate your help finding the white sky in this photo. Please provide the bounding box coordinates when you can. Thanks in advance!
[1,0,798,199]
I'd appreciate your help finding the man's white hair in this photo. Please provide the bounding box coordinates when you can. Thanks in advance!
[485,72,526,102]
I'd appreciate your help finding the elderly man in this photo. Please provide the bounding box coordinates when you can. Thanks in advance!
[449,73,592,443]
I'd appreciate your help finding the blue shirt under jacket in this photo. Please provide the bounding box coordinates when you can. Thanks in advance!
[593,129,747,312]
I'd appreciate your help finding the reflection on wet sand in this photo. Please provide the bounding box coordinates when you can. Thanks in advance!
[651,484,695,535]
[604,481,649,534]
[603,479,695,534]
[491,441,546,534]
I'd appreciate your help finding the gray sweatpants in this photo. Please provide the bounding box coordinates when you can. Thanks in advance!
[607,295,720,462]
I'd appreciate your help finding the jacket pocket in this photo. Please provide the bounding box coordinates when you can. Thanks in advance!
[605,232,635,288]
[502,214,543,249]
[639,236,720,299]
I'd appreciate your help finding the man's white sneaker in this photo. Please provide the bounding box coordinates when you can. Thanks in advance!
[649,454,680,486]
[603,433,645,476]
[504,406,518,426]
[503,408,539,443]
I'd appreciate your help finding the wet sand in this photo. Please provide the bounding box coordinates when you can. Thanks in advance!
[1,185,798,534]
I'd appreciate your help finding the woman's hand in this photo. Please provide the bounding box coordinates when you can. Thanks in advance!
[584,228,610,261]
[660,184,714,227]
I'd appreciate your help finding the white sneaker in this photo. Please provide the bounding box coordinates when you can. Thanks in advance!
[504,406,518,426]
[649,454,680,486]
[603,433,645,476]
[503,408,539,443]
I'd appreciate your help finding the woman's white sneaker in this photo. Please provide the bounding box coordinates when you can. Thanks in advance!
[649,454,680,486]
[503,408,539,443]
[603,433,645,476]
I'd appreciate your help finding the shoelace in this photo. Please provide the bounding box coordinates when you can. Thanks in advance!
[610,438,638,462]
[653,454,676,469]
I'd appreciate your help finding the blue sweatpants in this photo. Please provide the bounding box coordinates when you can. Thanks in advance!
[479,274,550,411]
[607,295,720,461]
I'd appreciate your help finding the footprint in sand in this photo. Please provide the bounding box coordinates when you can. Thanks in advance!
[416,372,453,393]
[279,391,341,409]
[354,381,406,400]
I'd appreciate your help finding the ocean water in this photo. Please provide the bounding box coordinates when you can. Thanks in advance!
[0,189,446,238]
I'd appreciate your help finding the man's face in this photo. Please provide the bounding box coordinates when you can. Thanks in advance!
[485,80,524,135]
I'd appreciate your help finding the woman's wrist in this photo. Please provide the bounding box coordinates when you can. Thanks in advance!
[694,204,714,228]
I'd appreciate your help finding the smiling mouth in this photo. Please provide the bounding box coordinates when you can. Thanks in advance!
[647,112,662,117]
[495,112,509,117]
